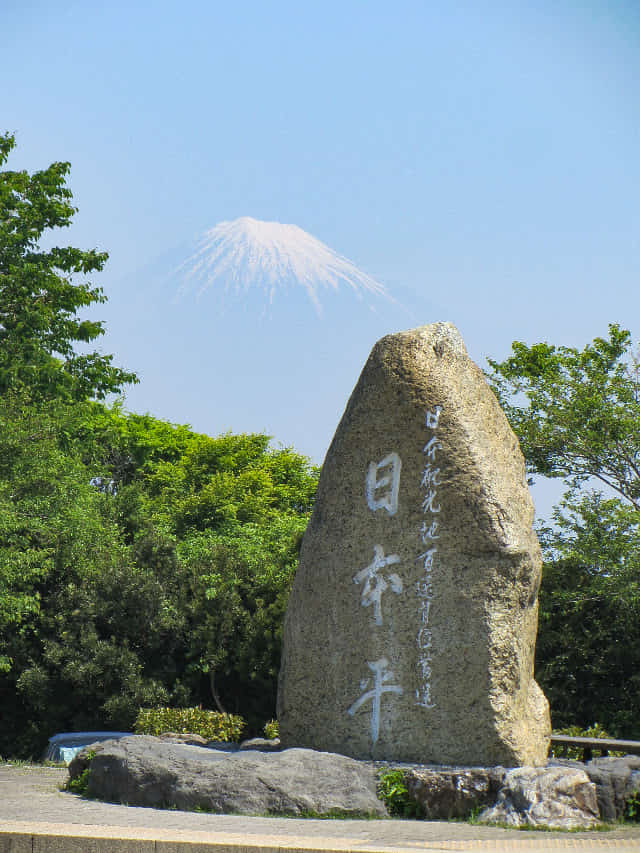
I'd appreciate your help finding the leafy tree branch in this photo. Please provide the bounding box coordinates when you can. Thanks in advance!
[487,323,640,510]
[0,132,137,401]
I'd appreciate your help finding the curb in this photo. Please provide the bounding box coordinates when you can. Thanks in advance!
[2,821,640,853]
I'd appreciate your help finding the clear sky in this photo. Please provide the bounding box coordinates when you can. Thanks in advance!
[3,0,639,520]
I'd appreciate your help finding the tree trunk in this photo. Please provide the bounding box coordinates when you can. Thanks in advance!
[209,670,226,714]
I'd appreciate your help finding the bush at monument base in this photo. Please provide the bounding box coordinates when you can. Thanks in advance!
[277,322,551,766]
[134,708,246,742]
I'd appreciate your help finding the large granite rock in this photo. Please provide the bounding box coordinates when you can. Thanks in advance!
[67,735,386,817]
[278,322,550,765]
[478,766,600,829]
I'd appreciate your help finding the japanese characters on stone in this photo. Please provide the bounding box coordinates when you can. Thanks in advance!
[348,407,444,743]
[353,545,402,627]
[416,405,443,709]
[348,450,403,744]
[347,657,403,744]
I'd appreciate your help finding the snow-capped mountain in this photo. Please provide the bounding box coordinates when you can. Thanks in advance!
[104,218,436,465]
[173,217,391,313]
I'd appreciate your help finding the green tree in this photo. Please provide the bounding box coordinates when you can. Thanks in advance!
[17,557,185,742]
[536,494,640,736]
[0,132,137,401]
[90,414,318,726]
[177,517,307,728]
[487,324,640,508]
[48,406,319,732]
[0,395,316,755]
[0,394,168,754]
[487,325,640,735]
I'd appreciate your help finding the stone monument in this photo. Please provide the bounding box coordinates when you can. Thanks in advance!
[277,322,550,766]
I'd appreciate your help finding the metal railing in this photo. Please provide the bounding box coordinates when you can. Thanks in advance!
[550,734,640,762]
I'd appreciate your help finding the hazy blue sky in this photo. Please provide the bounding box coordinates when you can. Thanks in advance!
[3,0,639,519]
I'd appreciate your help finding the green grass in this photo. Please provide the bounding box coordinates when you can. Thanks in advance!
[472,820,617,833]
[0,757,65,767]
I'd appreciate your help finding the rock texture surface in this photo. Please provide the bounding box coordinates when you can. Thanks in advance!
[585,756,640,822]
[278,322,550,765]
[67,738,612,829]
[405,767,505,819]
[68,736,386,817]
[478,766,600,829]
[155,732,238,750]
[551,756,640,822]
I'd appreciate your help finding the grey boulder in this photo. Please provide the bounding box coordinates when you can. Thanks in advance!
[478,766,600,829]
[567,756,640,822]
[68,735,386,817]
[405,767,505,819]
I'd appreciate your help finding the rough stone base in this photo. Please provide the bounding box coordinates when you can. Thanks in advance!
[404,767,505,819]
[66,736,640,829]
[478,765,599,829]
[551,756,640,822]
[387,761,599,828]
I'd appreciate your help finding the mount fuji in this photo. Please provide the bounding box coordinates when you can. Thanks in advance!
[103,218,438,463]
[174,217,391,314]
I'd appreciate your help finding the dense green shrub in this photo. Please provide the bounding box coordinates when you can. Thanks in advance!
[0,394,316,757]
[134,707,246,742]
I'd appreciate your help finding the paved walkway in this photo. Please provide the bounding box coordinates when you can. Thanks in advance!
[2,765,640,852]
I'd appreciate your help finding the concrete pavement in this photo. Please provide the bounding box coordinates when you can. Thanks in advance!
[2,765,640,852]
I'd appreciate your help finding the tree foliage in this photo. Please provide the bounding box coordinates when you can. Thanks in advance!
[92,414,317,728]
[0,132,137,401]
[487,323,640,509]
[0,394,176,755]
[536,494,640,737]
[0,394,318,757]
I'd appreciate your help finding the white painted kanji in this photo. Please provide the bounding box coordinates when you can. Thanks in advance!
[347,657,403,743]
[421,489,441,514]
[416,406,444,710]
[425,406,443,429]
[365,452,401,516]
[421,462,441,489]
[353,544,403,626]
[423,436,442,461]
[419,519,440,544]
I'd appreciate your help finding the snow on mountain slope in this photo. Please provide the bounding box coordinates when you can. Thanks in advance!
[174,217,391,313]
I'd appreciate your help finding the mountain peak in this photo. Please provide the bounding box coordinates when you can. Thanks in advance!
[174,217,389,312]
